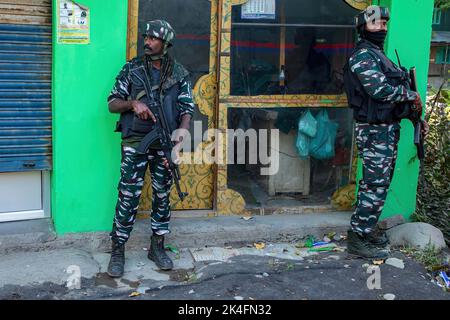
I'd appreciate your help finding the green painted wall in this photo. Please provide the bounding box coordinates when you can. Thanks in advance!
[357,0,434,221]
[52,0,128,233]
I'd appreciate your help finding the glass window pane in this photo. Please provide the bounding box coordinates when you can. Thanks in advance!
[138,0,211,85]
[138,0,211,150]
[230,0,359,96]
[227,107,354,209]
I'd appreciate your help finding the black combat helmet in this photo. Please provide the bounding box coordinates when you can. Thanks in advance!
[355,5,390,29]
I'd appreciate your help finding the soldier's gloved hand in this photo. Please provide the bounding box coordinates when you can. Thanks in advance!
[131,100,156,122]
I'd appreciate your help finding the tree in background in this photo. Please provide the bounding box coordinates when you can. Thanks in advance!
[414,89,450,245]
[435,0,450,9]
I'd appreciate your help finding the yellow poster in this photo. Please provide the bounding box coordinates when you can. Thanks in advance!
[57,0,90,44]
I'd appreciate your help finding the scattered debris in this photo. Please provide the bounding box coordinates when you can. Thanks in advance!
[142,247,148,251]
[323,236,332,243]
[129,291,141,298]
[165,244,179,254]
[254,242,266,250]
[262,272,269,277]
[373,260,385,265]
[430,264,450,292]
[308,240,337,252]
[383,293,396,300]
[137,286,150,295]
[385,258,405,269]
[362,263,370,269]
[436,271,450,291]
[344,264,350,268]
[188,289,195,294]
[234,296,244,300]
[326,231,337,239]
[224,246,233,250]
[241,216,253,221]
[255,275,263,278]
[165,244,181,259]
[308,246,335,252]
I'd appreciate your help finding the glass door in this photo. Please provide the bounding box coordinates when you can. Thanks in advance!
[127,0,220,210]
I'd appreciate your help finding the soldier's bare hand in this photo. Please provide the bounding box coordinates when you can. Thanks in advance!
[162,158,170,169]
[421,119,429,138]
[131,101,156,122]
[413,93,423,113]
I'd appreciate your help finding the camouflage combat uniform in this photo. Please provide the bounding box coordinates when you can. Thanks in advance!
[107,57,194,245]
[348,40,417,235]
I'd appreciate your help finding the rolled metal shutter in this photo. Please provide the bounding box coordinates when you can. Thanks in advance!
[0,0,52,172]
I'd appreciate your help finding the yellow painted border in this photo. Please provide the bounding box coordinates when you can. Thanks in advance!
[127,0,139,60]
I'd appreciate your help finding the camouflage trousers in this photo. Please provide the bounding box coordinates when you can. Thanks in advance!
[110,146,173,245]
[351,122,400,235]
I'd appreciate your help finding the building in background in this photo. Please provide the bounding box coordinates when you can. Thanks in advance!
[429,6,450,89]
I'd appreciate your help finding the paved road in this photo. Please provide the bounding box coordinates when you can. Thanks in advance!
[0,242,448,301]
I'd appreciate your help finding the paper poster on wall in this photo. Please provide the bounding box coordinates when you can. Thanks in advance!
[241,0,276,20]
[57,0,90,44]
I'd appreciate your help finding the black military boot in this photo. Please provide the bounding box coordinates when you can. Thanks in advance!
[366,226,389,247]
[347,229,390,259]
[148,234,173,270]
[107,241,125,278]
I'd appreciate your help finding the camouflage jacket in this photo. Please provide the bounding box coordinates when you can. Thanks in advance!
[349,40,417,104]
[107,56,195,145]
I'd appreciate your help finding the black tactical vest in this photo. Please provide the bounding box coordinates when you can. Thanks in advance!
[343,40,413,124]
[115,56,186,139]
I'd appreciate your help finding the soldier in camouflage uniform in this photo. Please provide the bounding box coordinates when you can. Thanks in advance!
[343,6,424,259]
[106,20,194,277]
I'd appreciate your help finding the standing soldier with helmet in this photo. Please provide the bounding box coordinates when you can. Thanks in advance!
[343,6,429,259]
[106,20,194,277]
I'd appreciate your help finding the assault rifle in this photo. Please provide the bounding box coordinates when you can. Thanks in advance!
[135,65,188,202]
[408,67,425,161]
[395,50,425,161]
